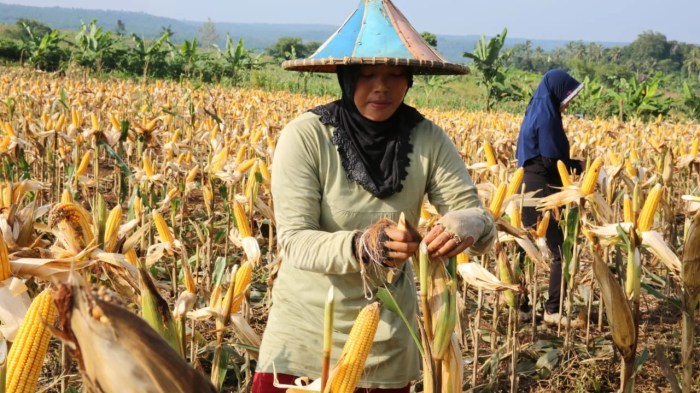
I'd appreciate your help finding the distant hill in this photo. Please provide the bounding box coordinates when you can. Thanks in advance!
[0,2,624,63]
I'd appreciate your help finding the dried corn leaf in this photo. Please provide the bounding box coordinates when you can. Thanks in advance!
[457,262,520,292]
[53,281,216,393]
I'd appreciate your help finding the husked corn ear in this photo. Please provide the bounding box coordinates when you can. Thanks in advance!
[557,160,572,188]
[637,183,663,232]
[235,145,247,163]
[236,158,257,174]
[6,288,58,393]
[484,141,497,166]
[257,159,271,185]
[90,113,99,130]
[153,212,175,243]
[109,113,121,131]
[580,157,603,195]
[0,235,11,281]
[103,205,122,252]
[510,202,522,228]
[230,261,252,314]
[75,150,93,177]
[489,183,507,217]
[623,194,634,223]
[330,302,381,393]
[209,145,228,173]
[143,156,155,178]
[506,167,524,197]
[625,159,636,178]
[536,210,551,238]
[48,202,95,245]
[233,200,252,238]
[185,166,199,183]
[690,139,699,156]
[682,210,700,307]
[456,252,469,265]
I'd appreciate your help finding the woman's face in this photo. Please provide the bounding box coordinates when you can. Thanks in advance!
[353,65,409,122]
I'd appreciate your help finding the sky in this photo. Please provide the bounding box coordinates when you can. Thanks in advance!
[4,0,700,44]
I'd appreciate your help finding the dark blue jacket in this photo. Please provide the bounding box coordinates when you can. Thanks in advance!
[516,70,582,170]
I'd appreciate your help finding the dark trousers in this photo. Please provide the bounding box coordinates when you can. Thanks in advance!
[252,372,411,393]
[521,157,565,314]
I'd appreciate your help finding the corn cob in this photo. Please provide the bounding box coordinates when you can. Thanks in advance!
[623,194,634,224]
[0,235,10,281]
[233,200,252,238]
[103,205,122,252]
[6,288,58,393]
[230,261,252,314]
[557,160,572,188]
[489,183,507,217]
[536,210,551,238]
[330,302,381,393]
[209,146,228,173]
[484,141,497,166]
[637,183,663,232]
[505,167,524,197]
[75,150,93,177]
[497,250,517,309]
[510,201,522,228]
[153,212,175,243]
[48,202,95,248]
[580,157,603,195]
[236,158,257,174]
[143,156,155,178]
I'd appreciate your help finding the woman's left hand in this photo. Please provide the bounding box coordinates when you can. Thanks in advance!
[423,224,474,258]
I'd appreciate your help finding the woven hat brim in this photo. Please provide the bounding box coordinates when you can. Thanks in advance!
[281,57,469,75]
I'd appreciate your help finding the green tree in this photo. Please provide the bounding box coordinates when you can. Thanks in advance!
[8,18,51,41]
[198,18,220,48]
[267,37,312,59]
[17,22,65,71]
[75,19,116,73]
[421,31,438,48]
[463,28,513,111]
[131,32,172,80]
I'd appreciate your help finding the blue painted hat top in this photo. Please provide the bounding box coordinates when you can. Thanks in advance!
[282,0,468,75]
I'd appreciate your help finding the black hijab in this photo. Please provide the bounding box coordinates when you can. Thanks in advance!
[310,66,424,198]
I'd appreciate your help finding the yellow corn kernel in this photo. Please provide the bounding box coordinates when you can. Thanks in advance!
[230,261,252,314]
[580,157,603,195]
[505,167,524,197]
[6,288,58,393]
[233,200,252,238]
[61,189,73,203]
[690,139,698,157]
[557,160,572,188]
[456,252,469,265]
[484,141,497,166]
[489,183,507,217]
[153,211,174,243]
[637,183,663,232]
[330,302,381,393]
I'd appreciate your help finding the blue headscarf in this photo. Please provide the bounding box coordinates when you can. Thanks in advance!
[516,69,582,168]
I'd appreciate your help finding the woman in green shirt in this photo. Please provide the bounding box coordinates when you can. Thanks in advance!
[252,1,496,392]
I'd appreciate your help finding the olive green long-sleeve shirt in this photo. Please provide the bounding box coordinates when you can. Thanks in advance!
[256,111,495,388]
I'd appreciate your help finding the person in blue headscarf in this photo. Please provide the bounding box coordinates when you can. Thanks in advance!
[516,69,584,327]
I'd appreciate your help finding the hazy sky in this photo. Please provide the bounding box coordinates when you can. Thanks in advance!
[5,0,700,44]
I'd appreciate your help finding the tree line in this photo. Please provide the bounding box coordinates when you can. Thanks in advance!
[0,18,699,121]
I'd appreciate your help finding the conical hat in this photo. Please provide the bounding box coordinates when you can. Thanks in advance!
[281,0,468,75]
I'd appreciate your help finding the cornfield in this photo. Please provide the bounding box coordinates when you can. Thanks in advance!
[0,66,699,392]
